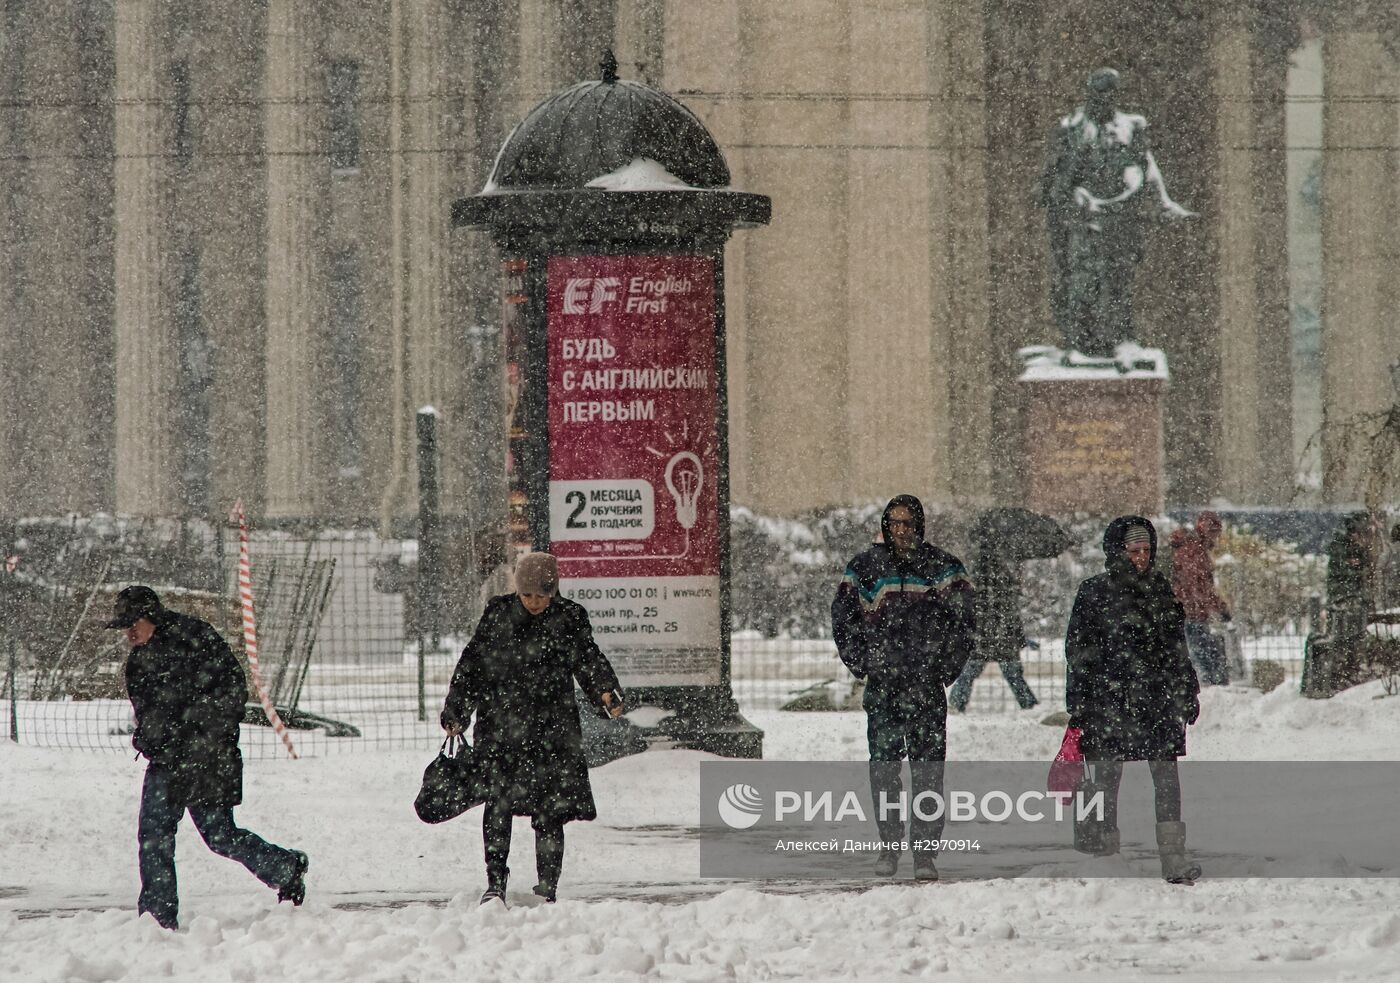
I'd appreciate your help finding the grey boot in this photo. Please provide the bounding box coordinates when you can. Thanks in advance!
[1155,821,1202,884]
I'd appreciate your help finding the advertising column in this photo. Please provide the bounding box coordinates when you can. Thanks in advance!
[546,254,721,687]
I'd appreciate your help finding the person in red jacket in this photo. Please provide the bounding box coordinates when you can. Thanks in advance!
[1169,511,1230,685]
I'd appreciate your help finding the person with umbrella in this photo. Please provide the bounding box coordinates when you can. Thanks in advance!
[949,508,1070,712]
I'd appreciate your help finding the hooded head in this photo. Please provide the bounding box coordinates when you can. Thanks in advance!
[881,494,925,556]
[1103,515,1157,575]
[1194,510,1222,547]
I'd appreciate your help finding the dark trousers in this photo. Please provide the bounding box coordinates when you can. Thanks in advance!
[1184,622,1228,686]
[482,802,565,889]
[865,695,946,852]
[1088,759,1183,827]
[948,655,1039,710]
[138,765,301,927]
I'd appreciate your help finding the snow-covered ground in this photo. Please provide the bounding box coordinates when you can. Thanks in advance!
[4,684,1400,982]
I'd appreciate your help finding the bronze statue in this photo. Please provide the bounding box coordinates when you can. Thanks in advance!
[1041,68,1194,359]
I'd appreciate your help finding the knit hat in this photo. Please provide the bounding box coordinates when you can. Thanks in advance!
[1122,525,1152,549]
[514,552,559,596]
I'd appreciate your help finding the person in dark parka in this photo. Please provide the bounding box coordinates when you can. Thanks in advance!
[441,552,623,904]
[831,494,976,881]
[114,586,308,929]
[1326,511,1376,645]
[1065,516,1202,883]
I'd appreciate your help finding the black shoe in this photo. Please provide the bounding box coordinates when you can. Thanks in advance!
[533,882,557,903]
[141,908,178,931]
[277,850,309,906]
[874,850,899,877]
[913,857,939,882]
[480,886,508,906]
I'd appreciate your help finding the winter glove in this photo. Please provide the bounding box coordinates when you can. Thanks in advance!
[1180,695,1200,726]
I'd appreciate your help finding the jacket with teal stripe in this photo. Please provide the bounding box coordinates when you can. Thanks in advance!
[830,541,976,685]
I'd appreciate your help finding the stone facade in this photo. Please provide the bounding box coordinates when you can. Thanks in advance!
[0,0,1394,522]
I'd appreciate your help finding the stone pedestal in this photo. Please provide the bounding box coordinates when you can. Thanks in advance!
[1019,347,1167,515]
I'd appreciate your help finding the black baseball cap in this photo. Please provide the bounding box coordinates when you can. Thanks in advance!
[105,585,163,629]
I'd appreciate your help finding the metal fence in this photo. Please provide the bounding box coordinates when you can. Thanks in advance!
[0,510,1347,755]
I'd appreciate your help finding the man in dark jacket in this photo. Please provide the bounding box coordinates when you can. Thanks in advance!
[830,495,975,881]
[112,585,307,929]
[442,552,623,905]
[1065,517,1201,883]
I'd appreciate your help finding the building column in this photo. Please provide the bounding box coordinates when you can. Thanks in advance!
[928,0,994,505]
[404,0,456,505]
[1250,28,1294,501]
[613,0,664,86]
[740,1,851,512]
[200,3,268,517]
[845,0,937,496]
[114,0,179,515]
[663,1,753,502]
[264,1,325,517]
[1212,8,1264,503]
[1321,27,1398,502]
[1213,7,1295,506]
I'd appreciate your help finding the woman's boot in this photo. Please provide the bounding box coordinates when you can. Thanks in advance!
[1155,821,1202,884]
[481,865,509,905]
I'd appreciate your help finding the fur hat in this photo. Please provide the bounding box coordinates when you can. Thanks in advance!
[514,552,559,596]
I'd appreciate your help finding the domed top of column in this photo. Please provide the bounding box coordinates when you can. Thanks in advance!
[482,51,731,192]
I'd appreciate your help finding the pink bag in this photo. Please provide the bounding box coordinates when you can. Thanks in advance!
[1047,726,1084,800]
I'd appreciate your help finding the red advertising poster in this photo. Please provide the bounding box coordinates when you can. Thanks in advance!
[547,254,721,686]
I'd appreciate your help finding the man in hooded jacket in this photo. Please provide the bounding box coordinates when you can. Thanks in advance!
[1066,517,1201,883]
[112,585,308,929]
[831,495,976,880]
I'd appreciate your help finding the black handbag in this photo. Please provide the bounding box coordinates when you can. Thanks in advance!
[414,735,480,824]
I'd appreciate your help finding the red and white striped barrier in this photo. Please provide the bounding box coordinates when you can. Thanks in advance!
[230,499,298,759]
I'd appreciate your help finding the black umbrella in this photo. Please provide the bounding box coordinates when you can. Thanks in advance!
[973,508,1072,562]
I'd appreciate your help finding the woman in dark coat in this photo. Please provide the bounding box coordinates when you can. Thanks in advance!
[441,552,623,904]
[1065,516,1201,883]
